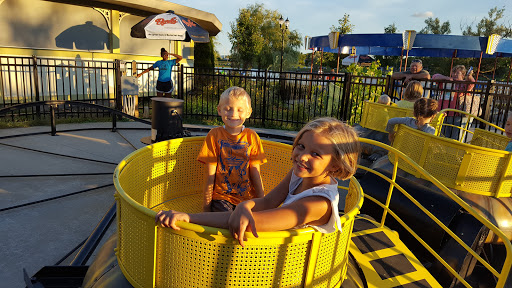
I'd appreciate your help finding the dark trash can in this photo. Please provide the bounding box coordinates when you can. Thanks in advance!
[151,97,184,143]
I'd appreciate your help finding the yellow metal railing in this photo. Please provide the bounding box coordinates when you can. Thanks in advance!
[359,138,512,288]
[433,108,507,142]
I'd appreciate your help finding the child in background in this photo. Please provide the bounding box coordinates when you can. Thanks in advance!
[386,98,438,143]
[197,86,266,212]
[377,94,391,105]
[156,118,361,246]
[396,80,423,109]
[505,114,512,152]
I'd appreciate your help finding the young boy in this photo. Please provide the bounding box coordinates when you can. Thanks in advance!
[505,113,512,152]
[377,94,391,105]
[385,98,438,143]
[197,86,267,212]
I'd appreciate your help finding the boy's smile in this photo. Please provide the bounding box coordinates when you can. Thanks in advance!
[218,97,252,135]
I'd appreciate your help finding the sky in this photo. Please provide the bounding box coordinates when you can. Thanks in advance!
[170,0,511,55]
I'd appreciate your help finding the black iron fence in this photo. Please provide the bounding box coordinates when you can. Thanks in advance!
[1,55,512,131]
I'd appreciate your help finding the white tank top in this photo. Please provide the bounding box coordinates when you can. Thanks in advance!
[282,173,342,233]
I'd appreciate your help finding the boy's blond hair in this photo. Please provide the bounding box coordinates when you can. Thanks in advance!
[293,117,360,180]
[218,86,252,109]
[378,94,391,105]
[404,80,424,101]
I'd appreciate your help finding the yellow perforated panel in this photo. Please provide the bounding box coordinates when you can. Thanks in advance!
[117,196,156,288]
[260,141,293,195]
[463,153,506,192]
[392,125,426,176]
[391,125,512,197]
[423,143,465,184]
[155,231,311,288]
[311,222,353,288]
[360,101,414,133]
[470,128,510,150]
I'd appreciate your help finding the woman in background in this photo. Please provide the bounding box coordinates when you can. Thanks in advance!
[137,48,183,97]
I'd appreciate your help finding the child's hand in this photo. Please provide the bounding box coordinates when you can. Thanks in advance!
[228,203,258,247]
[155,210,190,230]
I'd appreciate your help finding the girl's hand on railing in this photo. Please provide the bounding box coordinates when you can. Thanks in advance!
[155,210,190,230]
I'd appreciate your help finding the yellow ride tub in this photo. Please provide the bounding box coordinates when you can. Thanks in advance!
[113,136,364,288]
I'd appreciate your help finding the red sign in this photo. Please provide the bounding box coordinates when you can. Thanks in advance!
[182,19,196,27]
[155,17,178,26]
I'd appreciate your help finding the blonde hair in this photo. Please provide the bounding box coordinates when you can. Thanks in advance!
[404,80,424,101]
[378,94,391,105]
[218,86,252,109]
[293,117,360,180]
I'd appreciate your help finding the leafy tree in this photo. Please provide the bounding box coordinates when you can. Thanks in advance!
[420,17,451,34]
[459,7,512,80]
[384,23,398,34]
[194,36,216,69]
[330,14,354,34]
[299,14,356,73]
[229,4,301,70]
[461,6,512,37]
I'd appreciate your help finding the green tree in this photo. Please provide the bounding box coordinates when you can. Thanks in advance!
[229,4,301,70]
[459,7,512,80]
[420,17,451,34]
[384,23,398,34]
[194,36,216,69]
[330,14,354,34]
[461,6,512,37]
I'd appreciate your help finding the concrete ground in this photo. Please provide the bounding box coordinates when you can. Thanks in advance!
[0,121,298,288]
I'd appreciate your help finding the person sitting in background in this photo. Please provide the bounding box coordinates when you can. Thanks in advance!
[386,98,438,143]
[505,114,512,152]
[432,65,477,141]
[396,81,423,109]
[391,59,431,83]
[377,94,391,105]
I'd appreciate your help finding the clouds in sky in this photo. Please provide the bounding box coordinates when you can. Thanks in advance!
[412,11,434,18]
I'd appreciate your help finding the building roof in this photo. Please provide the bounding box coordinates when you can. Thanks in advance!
[52,0,222,36]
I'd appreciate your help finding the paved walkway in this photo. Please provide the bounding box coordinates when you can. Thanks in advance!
[0,121,296,288]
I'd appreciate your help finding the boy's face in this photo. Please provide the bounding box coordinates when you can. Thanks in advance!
[217,96,252,132]
[505,116,512,138]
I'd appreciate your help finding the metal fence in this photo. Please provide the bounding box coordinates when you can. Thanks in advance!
[1,55,512,132]
[0,56,119,120]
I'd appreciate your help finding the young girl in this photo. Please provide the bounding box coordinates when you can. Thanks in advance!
[156,118,360,247]
[396,80,424,109]
[386,98,438,143]
[136,48,183,97]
